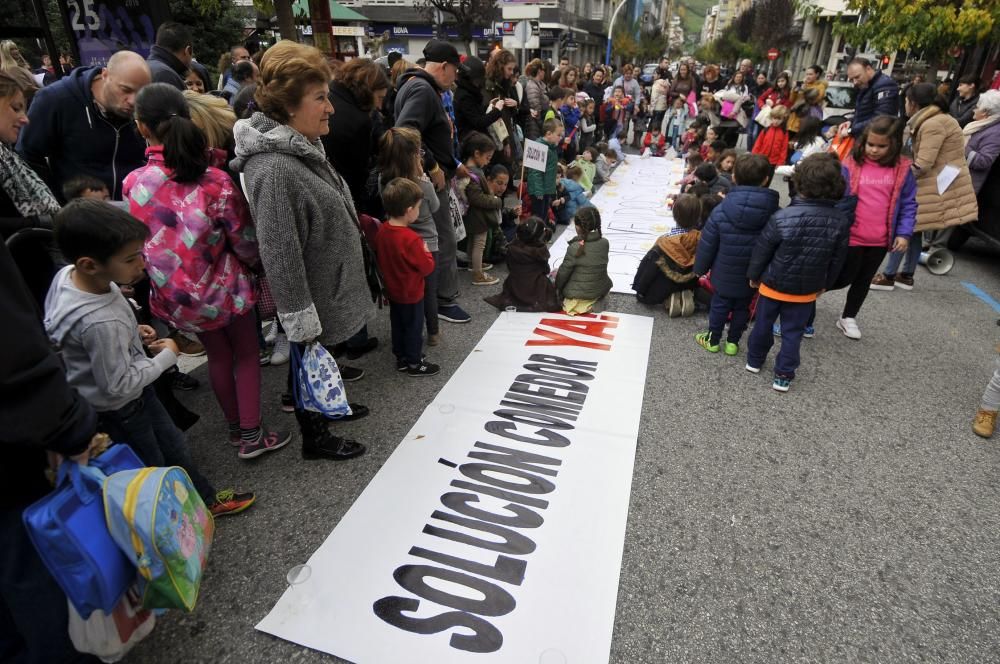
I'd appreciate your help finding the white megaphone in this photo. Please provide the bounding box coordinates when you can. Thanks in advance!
[919,247,954,275]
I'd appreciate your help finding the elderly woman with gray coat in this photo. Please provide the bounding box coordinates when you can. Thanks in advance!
[232,40,372,462]
[949,90,1000,251]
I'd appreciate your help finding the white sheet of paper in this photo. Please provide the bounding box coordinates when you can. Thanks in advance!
[937,164,960,195]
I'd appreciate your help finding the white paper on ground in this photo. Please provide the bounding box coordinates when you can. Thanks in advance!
[548,156,685,293]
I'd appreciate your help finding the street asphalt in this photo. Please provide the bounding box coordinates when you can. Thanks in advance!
[131,175,1000,664]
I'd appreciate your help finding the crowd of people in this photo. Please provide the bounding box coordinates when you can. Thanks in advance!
[3,20,1000,661]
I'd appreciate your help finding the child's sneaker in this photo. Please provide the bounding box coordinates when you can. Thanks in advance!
[745,363,761,374]
[258,347,271,366]
[895,273,915,290]
[280,393,295,413]
[472,273,500,286]
[208,489,256,517]
[723,342,738,356]
[695,332,719,353]
[680,290,695,317]
[772,322,781,336]
[836,317,861,340]
[804,325,815,338]
[870,273,895,291]
[772,377,791,392]
[238,429,292,459]
[973,408,998,438]
[407,360,440,377]
[396,356,425,371]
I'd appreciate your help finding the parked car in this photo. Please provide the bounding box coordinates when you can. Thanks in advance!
[640,63,659,85]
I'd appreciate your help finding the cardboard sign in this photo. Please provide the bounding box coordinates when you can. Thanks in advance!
[523,139,549,172]
[257,311,654,663]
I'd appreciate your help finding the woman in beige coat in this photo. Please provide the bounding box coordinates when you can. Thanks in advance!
[873,83,977,289]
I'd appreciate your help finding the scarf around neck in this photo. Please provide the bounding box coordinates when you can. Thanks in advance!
[963,114,1000,147]
[0,142,60,217]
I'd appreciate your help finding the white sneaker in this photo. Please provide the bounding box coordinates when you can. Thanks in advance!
[836,317,861,340]
[270,333,291,365]
[263,320,278,345]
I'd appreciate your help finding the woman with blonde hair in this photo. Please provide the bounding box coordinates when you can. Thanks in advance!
[0,41,30,71]
[183,89,236,150]
[232,40,373,461]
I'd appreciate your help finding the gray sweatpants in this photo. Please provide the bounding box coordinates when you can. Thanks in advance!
[981,357,1000,411]
[432,184,459,308]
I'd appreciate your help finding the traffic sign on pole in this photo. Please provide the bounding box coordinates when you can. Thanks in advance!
[513,20,530,47]
[767,48,780,61]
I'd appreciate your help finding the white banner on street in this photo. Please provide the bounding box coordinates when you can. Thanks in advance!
[549,156,685,293]
[523,138,549,172]
[257,311,654,663]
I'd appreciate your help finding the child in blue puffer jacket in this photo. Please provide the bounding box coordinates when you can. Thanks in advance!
[745,153,851,393]
[693,153,779,355]
[555,164,592,225]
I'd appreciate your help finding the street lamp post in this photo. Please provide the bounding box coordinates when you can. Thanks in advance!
[604,0,629,67]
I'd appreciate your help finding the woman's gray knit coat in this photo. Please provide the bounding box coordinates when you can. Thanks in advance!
[231,112,375,345]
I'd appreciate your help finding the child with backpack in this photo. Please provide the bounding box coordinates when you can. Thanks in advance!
[123,83,289,460]
[484,217,560,313]
[45,200,256,516]
[555,207,612,315]
[693,153,780,355]
[745,153,851,392]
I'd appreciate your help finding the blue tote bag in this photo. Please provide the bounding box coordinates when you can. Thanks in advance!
[22,444,144,618]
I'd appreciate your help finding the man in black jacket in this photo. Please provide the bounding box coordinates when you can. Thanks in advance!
[395,40,473,327]
[146,22,194,91]
[16,50,150,201]
[845,57,899,137]
[0,238,99,663]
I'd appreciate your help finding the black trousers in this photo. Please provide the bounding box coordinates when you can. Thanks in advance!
[390,300,424,366]
[808,245,888,325]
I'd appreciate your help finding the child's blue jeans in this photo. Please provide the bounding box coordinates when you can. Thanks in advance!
[98,386,215,502]
[747,294,813,380]
[882,231,922,277]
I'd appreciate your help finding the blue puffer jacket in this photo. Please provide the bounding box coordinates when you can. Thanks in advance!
[747,198,851,295]
[694,185,780,299]
[851,71,900,137]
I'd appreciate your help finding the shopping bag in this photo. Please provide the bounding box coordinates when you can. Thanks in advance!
[104,466,214,611]
[721,100,736,119]
[67,586,155,663]
[254,274,276,320]
[449,186,467,243]
[291,341,353,419]
[829,133,854,161]
[23,445,145,618]
[754,105,772,128]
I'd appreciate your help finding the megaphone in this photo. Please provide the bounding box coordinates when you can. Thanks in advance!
[919,247,954,275]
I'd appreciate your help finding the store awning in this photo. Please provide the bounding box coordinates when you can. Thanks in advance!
[292,0,369,22]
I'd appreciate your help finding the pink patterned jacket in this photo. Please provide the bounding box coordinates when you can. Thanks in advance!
[124,146,259,333]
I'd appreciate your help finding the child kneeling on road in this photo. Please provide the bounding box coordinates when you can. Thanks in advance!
[745,153,851,392]
[45,200,255,516]
[555,207,612,315]
[485,217,560,313]
[632,193,703,316]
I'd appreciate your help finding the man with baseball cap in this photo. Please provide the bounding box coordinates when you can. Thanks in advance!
[395,39,473,329]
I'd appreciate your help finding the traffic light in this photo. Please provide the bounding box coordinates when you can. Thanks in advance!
[881,54,890,67]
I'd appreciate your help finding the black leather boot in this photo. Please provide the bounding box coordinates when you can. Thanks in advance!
[295,409,366,461]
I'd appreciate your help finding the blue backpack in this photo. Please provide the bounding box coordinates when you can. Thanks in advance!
[22,444,144,618]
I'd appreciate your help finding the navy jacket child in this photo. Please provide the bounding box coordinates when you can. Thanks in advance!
[694,154,779,352]
[745,153,851,392]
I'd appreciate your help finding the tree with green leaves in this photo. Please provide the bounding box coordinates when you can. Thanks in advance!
[170,0,247,77]
[834,0,1000,56]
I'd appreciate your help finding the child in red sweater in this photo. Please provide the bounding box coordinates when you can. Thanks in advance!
[752,104,790,167]
[374,178,439,377]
